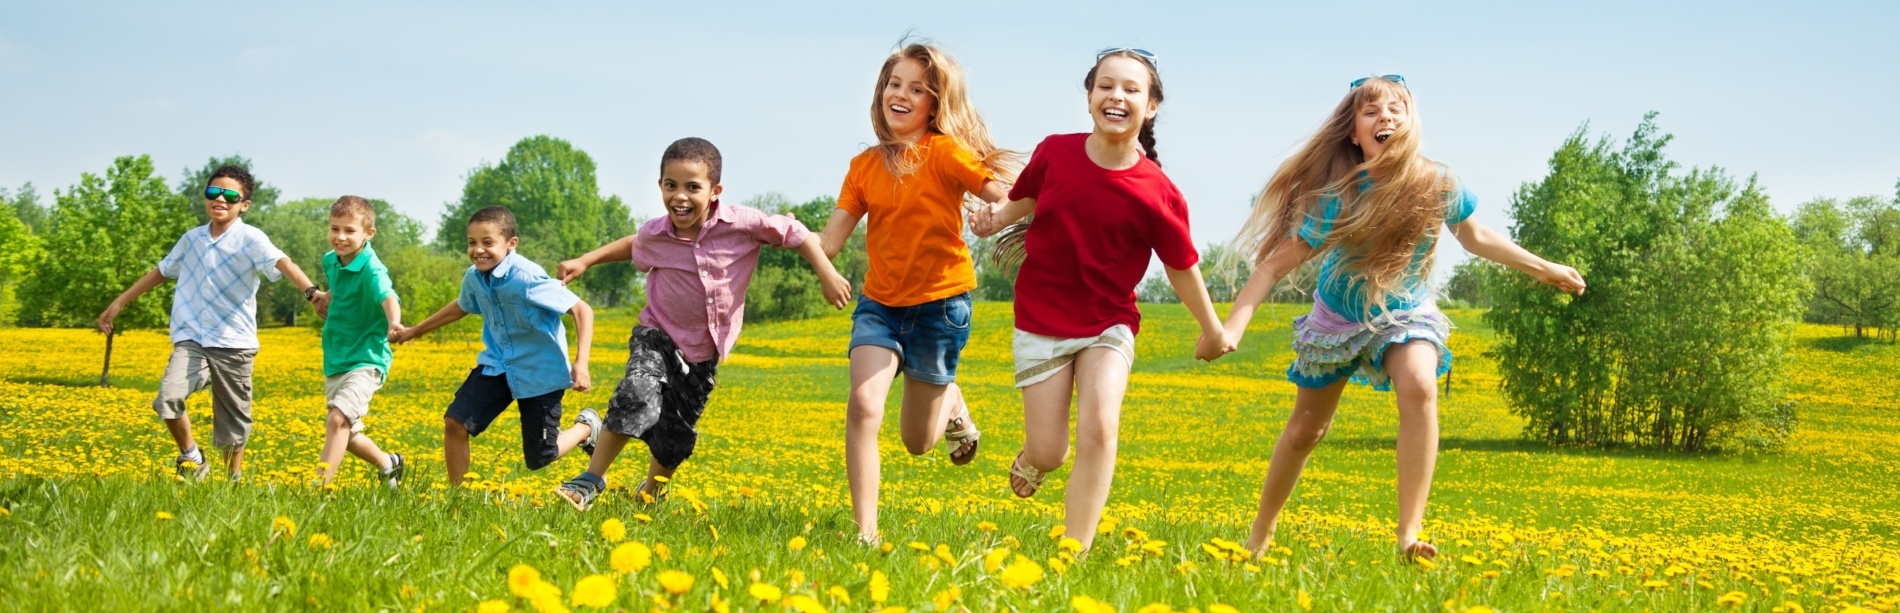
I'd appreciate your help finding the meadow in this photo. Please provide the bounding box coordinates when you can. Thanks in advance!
[0,304,1895,612]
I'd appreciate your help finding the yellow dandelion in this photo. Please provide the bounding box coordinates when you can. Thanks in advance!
[1716,591,1747,606]
[1209,605,1239,613]
[932,585,960,610]
[599,518,626,543]
[869,570,890,604]
[270,516,296,539]
[1074,596,1117,613]
[789,536,807,552]
[509,564,543,599]
[570,574,615,608]
[155,511,174,521]
[1297,588,1313,611]
[1000,555,1044,589]
[307,533,334,549]
[477,600,511,613]
[657,570,694,595]
[1136,604,1174,613]
[984,547,1012,573]
[633,513,653,523]
[1048,525,1066,539]
[611,542,652,573]
[826,585,851,604]
[747,582,782,603]
[787,594,826,613]
[711,566,729,589]
[977,521,998,532]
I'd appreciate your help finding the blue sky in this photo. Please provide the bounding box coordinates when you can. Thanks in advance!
[2,1,1895,273]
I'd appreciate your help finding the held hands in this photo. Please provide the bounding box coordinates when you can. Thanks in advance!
[1535,263,1588,296]
[310,290,331,318]
[1194,330,1237,362]
[571,362,593,392]
[387,326,414,344]
[556,259,589,285]
[819,271,852,310]
[970,203,1001,238]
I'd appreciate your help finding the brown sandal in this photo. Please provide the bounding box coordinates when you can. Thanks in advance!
[1008,451,1045,498]
[944,405,981,466]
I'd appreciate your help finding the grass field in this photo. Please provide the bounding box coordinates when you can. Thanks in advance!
[0,304,1895,612]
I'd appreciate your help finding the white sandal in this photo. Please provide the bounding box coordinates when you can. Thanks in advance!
[944,404,981,466]
[1009,451,1045,498]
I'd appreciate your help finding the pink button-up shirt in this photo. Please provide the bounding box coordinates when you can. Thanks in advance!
[633,202,811,363]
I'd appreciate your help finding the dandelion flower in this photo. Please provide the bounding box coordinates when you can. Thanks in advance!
[1209,605,1239,613]
[747,583,782,603]
[570,574,615,608]
[977,521,997,532]
[1073,596,1117,613]
[307,533,334,549]
[711,567,729,589]
[787,594,825,613]
[599,518,626,543]
[869,571,890,604]
[477,600,511,613]
[611,542,652,573]
[788,536,807,552]
[1000,555,1044,589]
[155,511,174,521]
[657,570,693,595]
[826,585,851,604]
[509,564,543,599]
[1716,591,1747,606]
[271,516,297,538]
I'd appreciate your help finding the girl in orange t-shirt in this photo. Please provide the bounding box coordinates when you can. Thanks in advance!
[819,40,1018,544]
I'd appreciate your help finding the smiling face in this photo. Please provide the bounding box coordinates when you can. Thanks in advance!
[658,160,722,236]
[329,212,376,261]
[204,176,249,225]
[881,57,937,142]
[465,221,517,272]
[1087,55,1158,143]
[1352,90,1409,159]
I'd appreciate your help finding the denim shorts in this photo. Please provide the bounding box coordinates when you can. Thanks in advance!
[849,292,973,385]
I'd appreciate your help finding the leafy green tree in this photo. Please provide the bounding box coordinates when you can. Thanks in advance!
[19,155,194,385]
[1795,195,1900,339]
[436,136,637,306]
[1487,114,1808,452]
[2,183,48,233]
[247,197,335,327]
[0,205,43,325]
[1443,258,1505,309]
[969,233,1019,302]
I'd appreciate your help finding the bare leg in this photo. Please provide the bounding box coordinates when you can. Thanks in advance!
[1244,378,1348,554]
[585,431,632,477]
[444,417,472,486]
[224,448,244,478]
[1062,347,1129,552]
[845,346,902,541]
[163,417,196,454]
[897,379,957,455]
[318,409,353,484]
[636,457,678,502]
[1385,340,1442,559]
[1015,366,1075,496]
[551,419,595,459]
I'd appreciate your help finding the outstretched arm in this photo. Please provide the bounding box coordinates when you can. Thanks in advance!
[557,234,637,285]
[97,268,169,334]
[797,238,852,309]
[1223,240,1315,349]
[391,300,466,343]
[1449,220,1585,295]
[818,209,862,260]
[1166,265,1232,362]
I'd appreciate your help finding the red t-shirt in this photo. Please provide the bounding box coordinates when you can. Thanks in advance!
[1008,133,1199,338]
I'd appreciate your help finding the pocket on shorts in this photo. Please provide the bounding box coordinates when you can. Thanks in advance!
[942,293,972,331]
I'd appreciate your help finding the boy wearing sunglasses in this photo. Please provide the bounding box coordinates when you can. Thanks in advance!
[98,164,327,482]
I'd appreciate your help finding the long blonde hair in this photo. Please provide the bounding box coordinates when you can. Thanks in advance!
[1234,77,1455,315]
[868,41,1019,190]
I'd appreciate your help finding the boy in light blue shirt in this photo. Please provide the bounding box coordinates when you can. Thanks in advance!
[393,206,600,485]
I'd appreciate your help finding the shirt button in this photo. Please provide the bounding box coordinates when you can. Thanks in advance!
[706,297,713,305]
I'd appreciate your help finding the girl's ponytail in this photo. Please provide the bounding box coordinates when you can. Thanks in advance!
[1138,118,1160,166]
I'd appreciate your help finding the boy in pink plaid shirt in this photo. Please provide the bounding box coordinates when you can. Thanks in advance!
[553,138,851,510]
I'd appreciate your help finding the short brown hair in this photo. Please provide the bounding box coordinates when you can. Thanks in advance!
[468,205,517,239]
[661,137,723,185]
[329,195,376,229]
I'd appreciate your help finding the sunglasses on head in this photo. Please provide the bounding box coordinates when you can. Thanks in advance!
[1350,74,1406,90]
[1097,47,1159,68]
[204,186,245,203]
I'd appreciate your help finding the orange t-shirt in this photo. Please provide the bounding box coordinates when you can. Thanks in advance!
[836,132,991,307]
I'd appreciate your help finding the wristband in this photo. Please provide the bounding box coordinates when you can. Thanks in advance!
[304,286,319,302]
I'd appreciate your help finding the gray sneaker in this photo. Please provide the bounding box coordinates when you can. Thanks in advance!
[575,408,604,456]
[174,451,210,481]
[381,453,406,489]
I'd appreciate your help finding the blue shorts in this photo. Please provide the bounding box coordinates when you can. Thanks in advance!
[849,292,973,386]
[444,368,566,470]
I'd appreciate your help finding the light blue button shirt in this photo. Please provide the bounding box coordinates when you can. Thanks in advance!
[457,251,581,399]
[156,218,287,349]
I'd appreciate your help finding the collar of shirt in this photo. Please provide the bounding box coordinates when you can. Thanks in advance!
[333,243,376,272]
[205,217,251,242]
[654,201,732,242]
[488,250,523,279]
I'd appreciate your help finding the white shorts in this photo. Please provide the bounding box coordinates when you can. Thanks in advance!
[1012,325,1135,388]
[324,368,384,433]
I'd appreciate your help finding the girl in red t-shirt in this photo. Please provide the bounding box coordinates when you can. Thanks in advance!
[819,40,1020,544]
[973,48,1228,553]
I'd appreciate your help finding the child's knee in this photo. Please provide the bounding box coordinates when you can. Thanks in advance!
[326,408,351,431]
[443,416,469,437]
[1286,422,1331,452]
[846,395,885,425]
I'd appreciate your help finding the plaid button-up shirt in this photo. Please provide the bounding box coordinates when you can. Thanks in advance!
[156,218,288,349]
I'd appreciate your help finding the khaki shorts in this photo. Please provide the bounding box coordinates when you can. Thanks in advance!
[153,341,257,450]
[1012,325,1136,388]
[324,368,384,433]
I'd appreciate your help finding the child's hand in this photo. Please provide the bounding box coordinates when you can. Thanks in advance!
[1535,263,1587,296]
[96,302,123,335]
[970,203,998,237]
[556,259,589,285]
[1194,332,1233,362]
[820,272,852,310]
[310,290,331,318]
[387,323,407,342]
[571,362,593,392]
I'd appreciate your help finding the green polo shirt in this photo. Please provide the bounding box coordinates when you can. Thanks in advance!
[321,243,397,377]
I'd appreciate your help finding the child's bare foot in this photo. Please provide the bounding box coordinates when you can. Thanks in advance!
[1244,533,1274,559]
[1399,539,1438,562]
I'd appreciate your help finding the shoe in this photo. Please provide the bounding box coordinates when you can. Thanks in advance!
[381,452,406,489]
[575,408,604,456]
[174,450,210,481]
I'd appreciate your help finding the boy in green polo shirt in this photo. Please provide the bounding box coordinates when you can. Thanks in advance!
[311,196,406,488]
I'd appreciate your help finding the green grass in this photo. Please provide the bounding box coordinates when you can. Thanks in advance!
[0,304,1895,611]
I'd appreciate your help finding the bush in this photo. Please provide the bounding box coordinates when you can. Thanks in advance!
[1486,114,1809,452]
